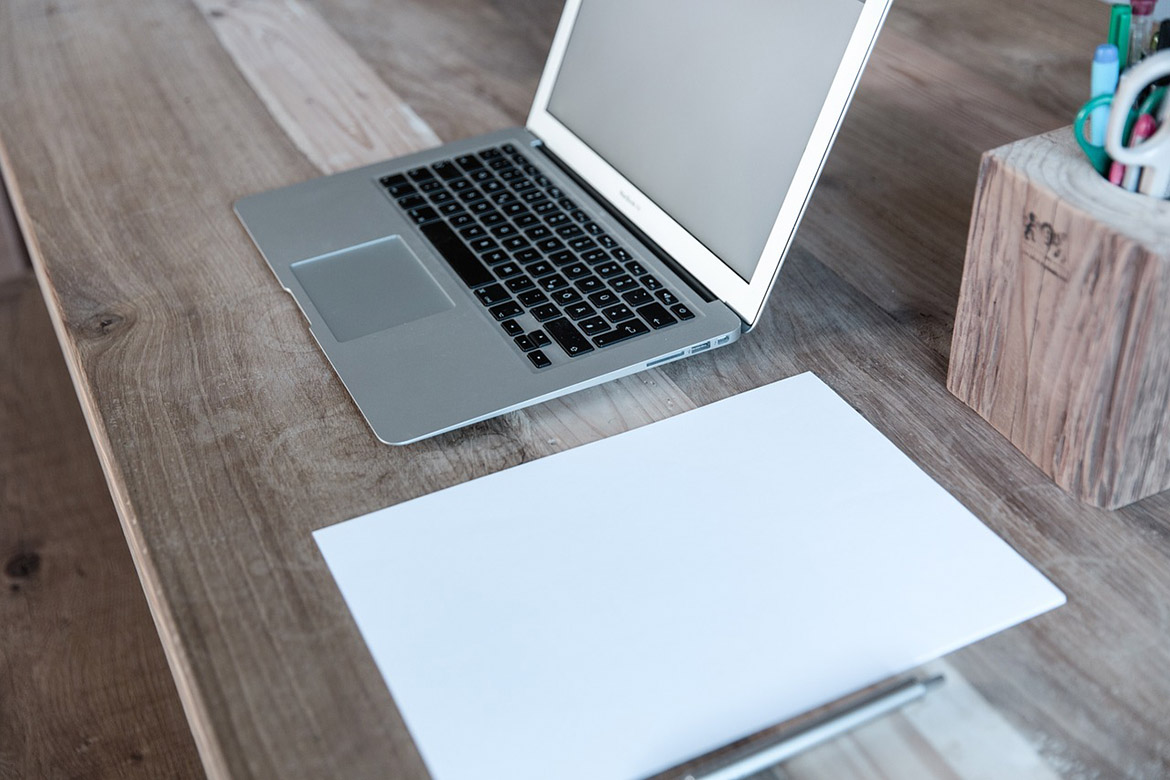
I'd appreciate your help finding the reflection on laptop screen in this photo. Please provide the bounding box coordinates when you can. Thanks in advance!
[548,0,865,282]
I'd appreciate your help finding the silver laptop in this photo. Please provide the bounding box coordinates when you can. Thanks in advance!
[236,0,892,444]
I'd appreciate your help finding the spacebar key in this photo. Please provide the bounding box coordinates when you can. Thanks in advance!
[420,221,493,288]
[545,318,594,357]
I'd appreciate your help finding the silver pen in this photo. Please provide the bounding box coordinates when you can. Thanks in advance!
[673,674,945,780]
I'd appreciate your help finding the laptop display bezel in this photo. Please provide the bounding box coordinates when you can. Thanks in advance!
[526,0,893,328]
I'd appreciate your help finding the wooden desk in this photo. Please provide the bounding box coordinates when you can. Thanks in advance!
[1,0,1167,777]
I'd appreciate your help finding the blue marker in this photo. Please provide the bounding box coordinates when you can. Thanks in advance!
[1091,44,1120,147]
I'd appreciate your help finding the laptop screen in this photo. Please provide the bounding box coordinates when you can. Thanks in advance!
[547,0,865,282]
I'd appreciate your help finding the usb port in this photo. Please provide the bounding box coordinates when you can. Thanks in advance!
[690,341,711,354]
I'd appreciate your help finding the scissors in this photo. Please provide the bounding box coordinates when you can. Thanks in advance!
[1105,50,1170,198]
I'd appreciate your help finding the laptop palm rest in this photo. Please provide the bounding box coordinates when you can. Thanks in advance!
[291,236,453,343]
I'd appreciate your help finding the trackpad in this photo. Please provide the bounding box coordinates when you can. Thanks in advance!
[291,236,453,342]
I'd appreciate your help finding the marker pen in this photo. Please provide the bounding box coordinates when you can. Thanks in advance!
[1123,114,1157,191]
[1091,44,1121,147]
[1131,0,1157,63]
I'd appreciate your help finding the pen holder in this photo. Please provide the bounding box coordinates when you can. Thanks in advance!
[948,127,1170,509]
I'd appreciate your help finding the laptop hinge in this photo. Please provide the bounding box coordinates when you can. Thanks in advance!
[532,140,720,305]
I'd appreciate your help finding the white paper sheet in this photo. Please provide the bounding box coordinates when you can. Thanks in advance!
[314,372,1064,780]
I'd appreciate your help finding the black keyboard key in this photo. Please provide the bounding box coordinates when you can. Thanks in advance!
[459,189,485,203]
[595,262,623,278]
[498,165,521,178]
[503,202,527,217]
[602,303,635,323]
[534,200,558,215]
[502,319,524,336]
[656,290,679,306]
[482,249,510,265]
[470,237,498,253]
[419,179,443,193]
[384,181,416,198]
[489,301,523,321]
[593,319,650,348]
[479,147,502,160]
[598,234,618,249]
[642,275,663,291]
[526,225,553,240]
[514,248,542,265]
[521,190,546,204]
[569,237,598,253]
[551,288,582,306]
[482,179,505,193]
[493,190,519,205]
[583,221,604,236]
[380,173,408,188]
[563,262,590,280]
[530,330,551,348]
[626,261,648,276]
[407,206,440,225]
[528,350,552,369]
[546,318,594,357]
[609,275,638,293]
[518,289,548,307]
[572,209,590,223]
[582,248,609,264]
[511,179,535,193]
[559,197,577,211]
[470,200,495,215]
[450,178,473,192]
[481,211,507,227]
[433,161,461,180]
[545,212,570,227]
[456,154,483,171]
[505,275,535,293]
[636,302,677,329]
[623,289,653,306]
[450,213,475,228]
[460,224,487,240]
[515,213,540,228]
[502,143,518,154]
[526,260,554,278]
[531,304,559,322]
[501,236,531,252]
[588,290,619,308]
[539,274,569,292]
[514,334,536,352]
[579,316,609,335]
[612,247,632,261]
[671,303,695,320]
[429,190,454,204]
[408,166,434,181]
[494,262,522,279]
[438,202,465,217]
[549,250,575,266]
[574,276,604,294]
[475,284,510,306]
[491,223,519,238]
[471,168,495,182]
[565,302,595,320]
[537,238,565,254]
[419,221,492,287]
[557,224,584,239]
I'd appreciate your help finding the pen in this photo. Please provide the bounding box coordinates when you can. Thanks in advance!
[1131,0,1157,63]
[1117,114,1158,191]
[1091,44,1121,147]
[677,676,945,780]
[1110,4,1132,71]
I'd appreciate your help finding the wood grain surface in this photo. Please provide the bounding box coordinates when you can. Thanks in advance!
[0,177,27,284]
[0,274,202,779]
[950,130,1170,508]
[0,0,1167,778]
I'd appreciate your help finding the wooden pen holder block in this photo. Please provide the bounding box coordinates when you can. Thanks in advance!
[948,128,1170,510]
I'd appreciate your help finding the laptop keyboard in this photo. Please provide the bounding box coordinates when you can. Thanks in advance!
[378,144,695,369]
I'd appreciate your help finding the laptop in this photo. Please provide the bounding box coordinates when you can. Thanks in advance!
[235,0,893,444]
